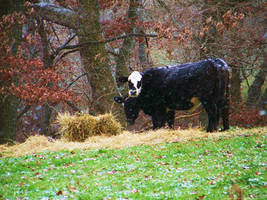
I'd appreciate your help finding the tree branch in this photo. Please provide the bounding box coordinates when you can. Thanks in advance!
[54,49,79,64]
[30,3,80,29]
[30,3,158,57]
[65,73,88,90]
[60,33,158,51]
[53,34,77,61]
[65,101,80,112]
[17,105,31,120]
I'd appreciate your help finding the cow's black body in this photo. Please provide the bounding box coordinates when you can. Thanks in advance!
[115,58,230,132]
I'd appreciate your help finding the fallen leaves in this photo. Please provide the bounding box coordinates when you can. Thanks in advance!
[229,184,244,200]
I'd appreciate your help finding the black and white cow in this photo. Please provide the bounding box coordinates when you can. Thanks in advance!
[114,58,230,132]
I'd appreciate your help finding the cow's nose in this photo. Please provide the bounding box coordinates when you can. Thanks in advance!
[130,90,136,96]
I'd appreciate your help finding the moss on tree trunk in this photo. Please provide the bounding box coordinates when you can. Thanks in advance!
[78,0,116,114]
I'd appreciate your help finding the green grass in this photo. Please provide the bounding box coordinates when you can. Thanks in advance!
[0,132,266,199]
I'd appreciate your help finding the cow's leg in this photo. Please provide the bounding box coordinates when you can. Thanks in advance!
[201,100,219,132]
[220,98,229,131]
[215,102,220,130]
[217,70,230,131]
[167,110,175,129]
[212,103,219,132]
[216,94,229,131]
[151,109,167,129]
[151,116,165,129]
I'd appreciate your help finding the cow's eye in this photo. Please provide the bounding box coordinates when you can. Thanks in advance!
[137,81,141,88]
[128,81,134,89]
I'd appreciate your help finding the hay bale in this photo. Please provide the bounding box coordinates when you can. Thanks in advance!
[56,112,97,142]
[56,112,122,142]
[93,113,122,136]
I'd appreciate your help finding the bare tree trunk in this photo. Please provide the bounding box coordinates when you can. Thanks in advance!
[136,0,150,70]
[259,31,267,109]
[138,34,149,70]
[0,95,18,144]
[230,66,242,105]
[246,64,266,106]
[37,18,54,135]
[259,88,267,108]
[0,0,23,143]
[115,0,141,86]
[78,0,116,114]
[247,25,267,107]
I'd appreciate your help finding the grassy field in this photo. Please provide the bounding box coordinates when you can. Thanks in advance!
[0,127,266,199]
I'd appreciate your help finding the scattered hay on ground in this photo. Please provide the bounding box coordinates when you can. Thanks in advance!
[0,127,266,158]
[0,135,53,157]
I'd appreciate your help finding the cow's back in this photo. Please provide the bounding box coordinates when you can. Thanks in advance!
[163,60,217,99]
[138,58,229,109]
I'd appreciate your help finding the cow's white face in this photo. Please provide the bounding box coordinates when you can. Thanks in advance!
[128,71,142,97]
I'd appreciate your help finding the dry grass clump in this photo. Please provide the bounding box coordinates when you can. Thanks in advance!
[56,112,122,142]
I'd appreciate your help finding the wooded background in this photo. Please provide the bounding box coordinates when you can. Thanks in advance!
[0,0,266,143]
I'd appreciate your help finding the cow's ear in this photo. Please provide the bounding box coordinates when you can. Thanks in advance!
[114,96,124,104]
[117,76,128,83]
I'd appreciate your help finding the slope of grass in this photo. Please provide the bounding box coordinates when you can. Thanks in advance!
[0,127,266,199]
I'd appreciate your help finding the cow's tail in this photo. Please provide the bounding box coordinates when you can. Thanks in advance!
[212,58,230,130]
